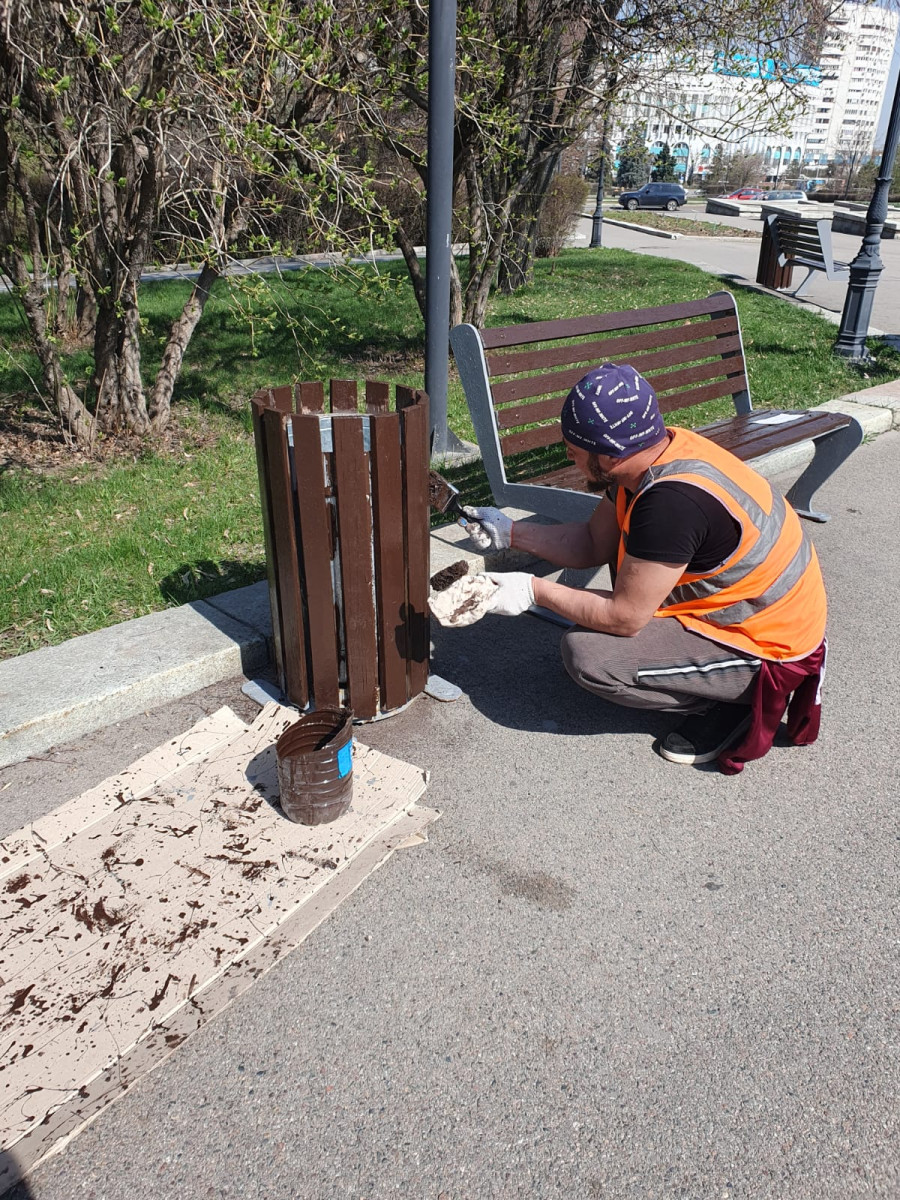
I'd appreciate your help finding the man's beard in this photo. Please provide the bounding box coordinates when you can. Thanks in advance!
[585,453,616,493]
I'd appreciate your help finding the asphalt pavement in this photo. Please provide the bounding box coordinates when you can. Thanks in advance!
[579,205,900,338]
[2,427,900,1198]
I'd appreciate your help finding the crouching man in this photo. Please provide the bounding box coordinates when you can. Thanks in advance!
[463,363,827,772]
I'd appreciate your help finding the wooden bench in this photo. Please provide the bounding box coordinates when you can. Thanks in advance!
[449,291,862,524]
[763,211,850,297]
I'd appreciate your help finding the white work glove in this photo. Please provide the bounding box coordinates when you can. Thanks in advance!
[483,571,535,617]
[460,505,513,551]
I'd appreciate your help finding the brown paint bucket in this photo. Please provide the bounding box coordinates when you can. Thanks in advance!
[275,708,354,825]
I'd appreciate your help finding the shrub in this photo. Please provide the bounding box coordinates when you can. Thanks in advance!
[535,174,590,258]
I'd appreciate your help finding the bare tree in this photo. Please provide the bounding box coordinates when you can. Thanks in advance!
[341,0,838,327]
[0,0,384,445]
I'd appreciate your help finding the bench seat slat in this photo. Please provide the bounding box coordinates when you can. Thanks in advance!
[696,410,851,460]
[485,315,739,377]
[525,412,853,494]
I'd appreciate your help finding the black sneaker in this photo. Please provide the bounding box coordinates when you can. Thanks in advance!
[659,703,752,765]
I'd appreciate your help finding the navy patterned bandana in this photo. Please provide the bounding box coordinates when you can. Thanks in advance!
[560,363,666,457]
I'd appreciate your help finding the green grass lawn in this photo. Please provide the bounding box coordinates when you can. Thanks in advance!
[603,208,760,238]
[1,248,898,659]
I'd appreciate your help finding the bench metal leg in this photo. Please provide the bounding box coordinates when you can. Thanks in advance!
[785,417,863,521]
[789,267,817,298]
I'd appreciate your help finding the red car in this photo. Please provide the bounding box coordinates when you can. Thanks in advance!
[726,188,765,199]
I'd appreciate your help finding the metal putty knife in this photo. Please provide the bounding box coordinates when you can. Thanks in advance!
[428,470,470,522]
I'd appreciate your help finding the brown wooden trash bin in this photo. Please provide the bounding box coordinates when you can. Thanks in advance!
[251,379,430,721]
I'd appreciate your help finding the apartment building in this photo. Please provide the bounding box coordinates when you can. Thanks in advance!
[807,1,899,163]
[608,1,899,180]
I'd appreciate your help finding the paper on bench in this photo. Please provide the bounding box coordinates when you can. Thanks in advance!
[750,413,804,425]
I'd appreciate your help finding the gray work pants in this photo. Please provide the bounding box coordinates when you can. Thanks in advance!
[561,617,760,714]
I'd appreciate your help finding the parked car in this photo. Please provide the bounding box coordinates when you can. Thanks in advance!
[726,187,765,199]
[760,189,806,202]
[617,182,687,211]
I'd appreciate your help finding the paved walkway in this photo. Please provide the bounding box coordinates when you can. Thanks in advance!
[578,207,900,336]
[2,431,899,1199]
[3,367,900,771]
[2,223,900,1197]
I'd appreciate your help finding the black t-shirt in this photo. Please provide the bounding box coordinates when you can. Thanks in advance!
[624,481,741,573]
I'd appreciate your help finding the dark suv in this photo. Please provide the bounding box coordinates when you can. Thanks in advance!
[618,182,687,211]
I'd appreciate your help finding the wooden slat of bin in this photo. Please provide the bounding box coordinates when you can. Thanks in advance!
[332,415,379,719]
[261,410,308,707]
[249,402,286,691]
[369,412,409,711]
[251,386,293,413]
[365,380,391,414]
[292,414,341,709]
[330,379,358,413]
[297,381,324,412]
[397,389,430,694]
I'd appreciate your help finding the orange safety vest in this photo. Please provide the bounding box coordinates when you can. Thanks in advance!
[614,427,827,661]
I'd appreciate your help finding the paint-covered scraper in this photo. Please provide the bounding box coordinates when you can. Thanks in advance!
[428,470,470,523]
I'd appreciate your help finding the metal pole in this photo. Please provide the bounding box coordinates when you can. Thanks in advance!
[425,0,465,456]
[589,116,607,248]
[834,65,900,359]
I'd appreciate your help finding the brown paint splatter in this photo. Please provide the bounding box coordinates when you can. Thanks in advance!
[8,984,35,1014]
[4,873,30,894]
[92,898,124,929]
[73,901,95,931]
[148,973,179,1011]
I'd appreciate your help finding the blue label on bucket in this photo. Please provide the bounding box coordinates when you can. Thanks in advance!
[337,740,353,778]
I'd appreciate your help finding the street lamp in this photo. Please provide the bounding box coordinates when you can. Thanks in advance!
[834,64,900,359]
[425,0,466,456]
[589,119,609,248]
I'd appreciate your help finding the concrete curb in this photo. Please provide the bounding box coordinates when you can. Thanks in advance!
[0,591,270,770]
[580,211,681,239]
[1,387,898,771]
[601,217,682,240]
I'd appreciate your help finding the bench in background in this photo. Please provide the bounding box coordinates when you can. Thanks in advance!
[761,211,850,297]
[449,291,862,524]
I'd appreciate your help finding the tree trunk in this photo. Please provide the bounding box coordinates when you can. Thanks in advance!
[92,285,151,435]
[462,231,505,327]
[394,222,426,320]
[498,154,560,293]
[9,252,94,443]
[149,263,220,430]
[448,254,463,328]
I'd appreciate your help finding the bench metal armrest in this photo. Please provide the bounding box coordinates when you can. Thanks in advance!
[450,323,599,522]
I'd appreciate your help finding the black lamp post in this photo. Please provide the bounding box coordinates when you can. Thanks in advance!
[589,118,609,248]
[834,66,900,360]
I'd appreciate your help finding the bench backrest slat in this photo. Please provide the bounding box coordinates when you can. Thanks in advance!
[475,292,749,465]
[485,314,740,378]
[479,294,735,350]
[491,331,745,407]
[768,214,835,272]
[497,369,748,457]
